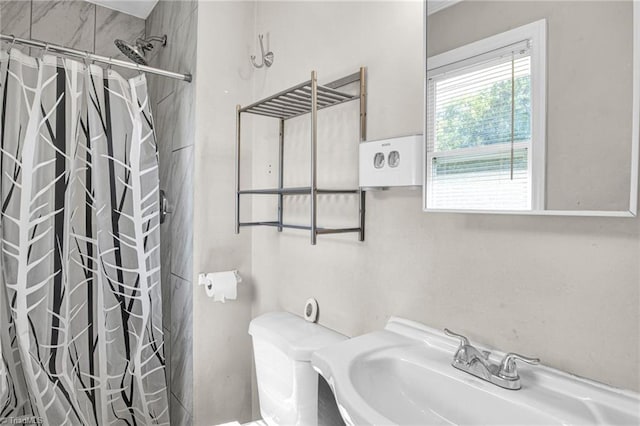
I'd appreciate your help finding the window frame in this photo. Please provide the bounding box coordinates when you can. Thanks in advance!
[423,19,547,213]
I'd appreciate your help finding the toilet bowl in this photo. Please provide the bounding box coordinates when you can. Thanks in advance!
[248,312,347,426]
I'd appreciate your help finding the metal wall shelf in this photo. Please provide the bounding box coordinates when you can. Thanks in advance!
[238,221,362,235]
[239,81,358,120]
[235,68,367,245]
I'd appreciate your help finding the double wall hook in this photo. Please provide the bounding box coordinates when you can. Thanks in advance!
[251,34,274,69]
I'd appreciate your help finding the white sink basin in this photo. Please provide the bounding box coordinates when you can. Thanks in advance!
[311,318,640,425]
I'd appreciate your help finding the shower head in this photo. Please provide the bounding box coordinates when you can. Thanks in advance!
[114,35,167,66]
[114,39,147,65]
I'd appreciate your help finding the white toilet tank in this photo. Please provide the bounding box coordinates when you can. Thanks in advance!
[249,312,347,426]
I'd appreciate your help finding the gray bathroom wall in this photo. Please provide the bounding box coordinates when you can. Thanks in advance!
[146,1,197,425]
[192,0,639,423]
[248,0,639,393]
[192,1,255,424]
[0,0,144,73]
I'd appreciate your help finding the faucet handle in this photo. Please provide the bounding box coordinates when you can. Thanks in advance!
[444,328,470,347]
[498,352,540,379]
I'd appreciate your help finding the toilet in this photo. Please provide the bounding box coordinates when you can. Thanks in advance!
[249,312,347,426]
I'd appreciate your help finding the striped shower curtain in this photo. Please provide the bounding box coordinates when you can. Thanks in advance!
[0,48,168,425]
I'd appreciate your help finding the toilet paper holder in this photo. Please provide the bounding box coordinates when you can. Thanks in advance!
[197,270,242,303]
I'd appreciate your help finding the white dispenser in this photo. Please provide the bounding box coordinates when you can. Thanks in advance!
[359,134,423,189]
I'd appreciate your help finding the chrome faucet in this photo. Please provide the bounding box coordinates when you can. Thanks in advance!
[444,329,539,390]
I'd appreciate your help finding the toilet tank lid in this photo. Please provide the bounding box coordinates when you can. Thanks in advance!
[249,312,348,361]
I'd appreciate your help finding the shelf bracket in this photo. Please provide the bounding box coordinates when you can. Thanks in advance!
[310,70,318,245]
[235,104,241,234]
[278,119,284,232]
[359,66,367,241]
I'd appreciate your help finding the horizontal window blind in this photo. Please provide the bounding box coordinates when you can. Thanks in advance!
[427,48,532,210]
[430,147,530,210]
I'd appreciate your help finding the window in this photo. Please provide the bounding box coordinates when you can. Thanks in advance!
[425,20,546,211]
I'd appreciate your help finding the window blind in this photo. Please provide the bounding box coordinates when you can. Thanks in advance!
[427,48,533,210]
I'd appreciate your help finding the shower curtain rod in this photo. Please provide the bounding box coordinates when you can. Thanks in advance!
[0,33,192,82]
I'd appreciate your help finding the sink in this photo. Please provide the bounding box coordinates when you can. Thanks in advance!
[311,318,640,425]
[350,348,562,425]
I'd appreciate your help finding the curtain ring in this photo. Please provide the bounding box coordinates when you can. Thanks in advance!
[7,35,17,54]
[39,42,49,60]
[83,51,91,67]
[107,57,113,71]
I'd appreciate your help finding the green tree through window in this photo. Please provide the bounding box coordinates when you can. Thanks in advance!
[435,75,531,151]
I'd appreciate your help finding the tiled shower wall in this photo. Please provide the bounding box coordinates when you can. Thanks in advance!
[146,1,197,425]
[0,0,144,76]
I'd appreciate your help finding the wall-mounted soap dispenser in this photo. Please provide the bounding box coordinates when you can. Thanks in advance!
[359,134,423,189]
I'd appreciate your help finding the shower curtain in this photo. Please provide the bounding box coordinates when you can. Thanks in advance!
[0,48,168,425]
